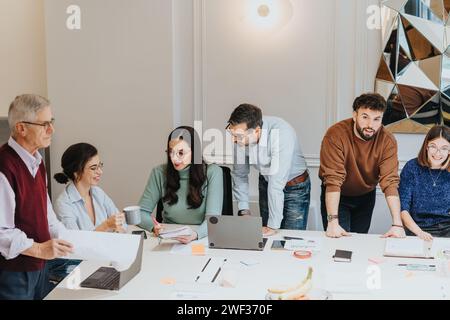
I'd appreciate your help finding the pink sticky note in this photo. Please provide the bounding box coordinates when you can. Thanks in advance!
[368,257,386,265]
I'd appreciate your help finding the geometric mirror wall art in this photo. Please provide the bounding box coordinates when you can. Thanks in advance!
[376,0,450,133]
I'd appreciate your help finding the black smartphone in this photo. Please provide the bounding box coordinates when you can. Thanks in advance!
[132,230,147,239]
[271,240,286,250]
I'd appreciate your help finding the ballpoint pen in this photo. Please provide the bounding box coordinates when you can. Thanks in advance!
[151,215,162,244]
[211,259,227,283]
[195,258,212,282]
[151,215,161,227]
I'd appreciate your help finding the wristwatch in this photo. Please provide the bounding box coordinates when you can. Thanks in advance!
[327,214,339,222]
[238,209,251,216]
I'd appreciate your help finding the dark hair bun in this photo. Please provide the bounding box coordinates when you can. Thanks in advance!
[54,172,69,184]
[56,143,98,184]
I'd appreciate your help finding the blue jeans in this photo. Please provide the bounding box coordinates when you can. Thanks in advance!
[0,267,50,300]
[259,173,311,230]
[320,185,376,233]
[47,258,82,290]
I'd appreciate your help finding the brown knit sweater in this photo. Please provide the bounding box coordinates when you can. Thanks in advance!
[319,118,399,197]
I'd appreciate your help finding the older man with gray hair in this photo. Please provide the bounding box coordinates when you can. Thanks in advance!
[0,94,73,300]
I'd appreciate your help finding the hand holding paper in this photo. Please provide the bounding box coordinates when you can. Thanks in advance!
[59,230,140,271]
[29,239,74,260]
[159,225,193,239]
[175,230,198,244]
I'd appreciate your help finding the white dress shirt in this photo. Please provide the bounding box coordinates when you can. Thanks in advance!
[54,182,120,231]
[0,137,66,260]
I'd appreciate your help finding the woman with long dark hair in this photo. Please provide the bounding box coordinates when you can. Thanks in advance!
[138,126,223,243]
[400,125,450,240]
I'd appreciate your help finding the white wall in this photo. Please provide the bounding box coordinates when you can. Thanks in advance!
[44,0,174,210]
[0,0,48,117]
[173,0,427,233]
[172,0,336,230]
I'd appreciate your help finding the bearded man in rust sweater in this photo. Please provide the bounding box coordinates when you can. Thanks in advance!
[319,93,406,239]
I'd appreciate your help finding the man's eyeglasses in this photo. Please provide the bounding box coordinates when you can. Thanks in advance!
[225,124,253,141]
[427,145,450,156]
[166,149,189,159]
[21,118,55,130]
[89,162,104,172]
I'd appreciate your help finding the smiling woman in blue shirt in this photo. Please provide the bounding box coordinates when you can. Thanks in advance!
[53,143,125,232]
[50,143,125,284]
[399,125,450,241]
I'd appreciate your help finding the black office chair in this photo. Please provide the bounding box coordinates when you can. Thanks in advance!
[155,165,233,222]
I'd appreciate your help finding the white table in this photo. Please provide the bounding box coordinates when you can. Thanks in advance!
[45,229,450,300]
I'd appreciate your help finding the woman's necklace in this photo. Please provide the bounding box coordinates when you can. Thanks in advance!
[429,168,443,187]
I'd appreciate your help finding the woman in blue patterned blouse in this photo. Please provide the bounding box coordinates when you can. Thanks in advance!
[399,125,450,241]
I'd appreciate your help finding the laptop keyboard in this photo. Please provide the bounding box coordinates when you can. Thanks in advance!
[80,267,120,290]
[97,272,120,290]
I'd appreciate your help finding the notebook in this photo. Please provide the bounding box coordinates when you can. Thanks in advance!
[159,225,192,239]
[383,238,433,259]
[333,249,352,262]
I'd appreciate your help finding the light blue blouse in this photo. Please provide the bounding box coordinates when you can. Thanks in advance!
[54,182,120,231]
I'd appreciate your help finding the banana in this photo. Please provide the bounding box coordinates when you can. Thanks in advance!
[266,267,313,300]
[267,284,299,294]
[277,276,312,300]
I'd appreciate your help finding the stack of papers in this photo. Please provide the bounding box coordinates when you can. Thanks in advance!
[384,238,432,259]
[159,226,192,239]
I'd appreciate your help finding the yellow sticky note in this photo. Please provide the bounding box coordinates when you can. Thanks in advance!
[191,244,206,256]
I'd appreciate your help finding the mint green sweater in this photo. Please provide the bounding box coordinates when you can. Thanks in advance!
[138,164,223,239]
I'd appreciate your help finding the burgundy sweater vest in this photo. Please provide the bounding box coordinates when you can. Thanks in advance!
[0,143,50,272]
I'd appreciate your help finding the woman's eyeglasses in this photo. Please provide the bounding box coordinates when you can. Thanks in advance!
[88,162,104,172]
[166,149,189,159]
[427,145,450,156]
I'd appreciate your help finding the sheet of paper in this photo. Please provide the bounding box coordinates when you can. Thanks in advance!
[171,282,217,299]
[59,230,140,271]
[283,237,322,252]
[240,258,260,267]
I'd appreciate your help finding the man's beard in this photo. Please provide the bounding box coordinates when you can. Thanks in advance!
[355,122,377,141]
